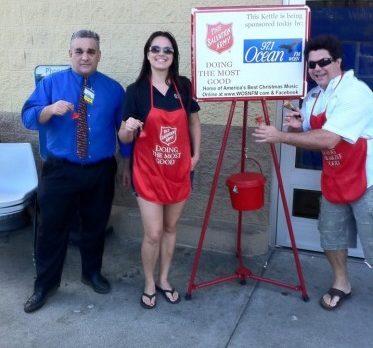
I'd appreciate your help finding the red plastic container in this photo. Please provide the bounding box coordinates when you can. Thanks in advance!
[226,172,266,211]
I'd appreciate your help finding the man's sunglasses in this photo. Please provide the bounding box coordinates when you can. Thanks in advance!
[149,46,174,55]
[308,57,334,69]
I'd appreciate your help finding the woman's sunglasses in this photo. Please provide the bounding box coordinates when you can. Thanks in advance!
[308,57,334,69]
[149,45,174,55]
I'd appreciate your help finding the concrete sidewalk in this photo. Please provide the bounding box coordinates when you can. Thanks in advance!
[0,225,372,348]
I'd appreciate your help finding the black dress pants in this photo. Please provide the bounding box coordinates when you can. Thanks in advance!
[34,156,117,291]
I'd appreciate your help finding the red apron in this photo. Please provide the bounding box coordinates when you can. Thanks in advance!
[132,80,191,204]
[309,88,367,203]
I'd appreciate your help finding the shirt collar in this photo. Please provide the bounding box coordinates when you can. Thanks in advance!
[70,68,99,85]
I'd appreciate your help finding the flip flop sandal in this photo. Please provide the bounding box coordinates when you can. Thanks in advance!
[156,285,181,304]
[140,292,156,309]
[320,287,351,310]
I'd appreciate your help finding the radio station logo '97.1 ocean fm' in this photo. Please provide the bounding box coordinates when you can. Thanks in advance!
[243,39,303,64]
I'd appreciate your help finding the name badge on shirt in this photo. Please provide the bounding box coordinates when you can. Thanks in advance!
[84,87,95,104]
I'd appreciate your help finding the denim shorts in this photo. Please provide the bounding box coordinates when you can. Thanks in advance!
[318,185,373,264]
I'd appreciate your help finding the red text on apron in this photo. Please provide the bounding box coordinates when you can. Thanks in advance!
[310,91,367,203]
[133,80,191,204]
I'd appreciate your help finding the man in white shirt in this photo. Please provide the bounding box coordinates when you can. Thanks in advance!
[253,35,373,311]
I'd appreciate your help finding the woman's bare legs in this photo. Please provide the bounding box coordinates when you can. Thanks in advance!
[158,200,186,301]
[137,197,163,307]
[137,197,187,306]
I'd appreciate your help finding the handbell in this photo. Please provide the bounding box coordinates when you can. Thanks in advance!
[283,100,297,111]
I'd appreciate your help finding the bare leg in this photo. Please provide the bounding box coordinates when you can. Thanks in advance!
[322,249,352,306]
[158,200,186,301]
[137,197,163,307]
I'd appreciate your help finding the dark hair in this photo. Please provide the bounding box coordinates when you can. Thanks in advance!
[304,35,343,62]
[136,31,180,86]
[71,30,100,49]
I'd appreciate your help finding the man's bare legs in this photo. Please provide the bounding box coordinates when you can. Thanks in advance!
[322,249,352,307]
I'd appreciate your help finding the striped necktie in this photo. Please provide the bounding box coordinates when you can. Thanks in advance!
[76,78,88,159]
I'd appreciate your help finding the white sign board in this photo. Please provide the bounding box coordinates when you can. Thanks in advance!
[192,6,310,101]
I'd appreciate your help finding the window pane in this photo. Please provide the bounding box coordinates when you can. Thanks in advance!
[292,189,321,220]
[295,148,322,170]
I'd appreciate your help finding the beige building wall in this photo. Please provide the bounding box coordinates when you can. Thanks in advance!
[0,0,282,256]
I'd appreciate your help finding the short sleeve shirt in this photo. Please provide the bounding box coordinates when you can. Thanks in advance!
[123,77,200,122]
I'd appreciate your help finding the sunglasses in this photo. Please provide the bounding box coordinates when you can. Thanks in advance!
[149,45,174,55]
[308,57,334,69]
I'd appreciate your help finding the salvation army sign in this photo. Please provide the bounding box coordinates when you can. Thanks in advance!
[206,23,234,53]
[191,6,310,101]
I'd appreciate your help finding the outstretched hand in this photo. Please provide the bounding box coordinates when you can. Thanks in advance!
[253,124,284,144]
[283,110,303,129]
